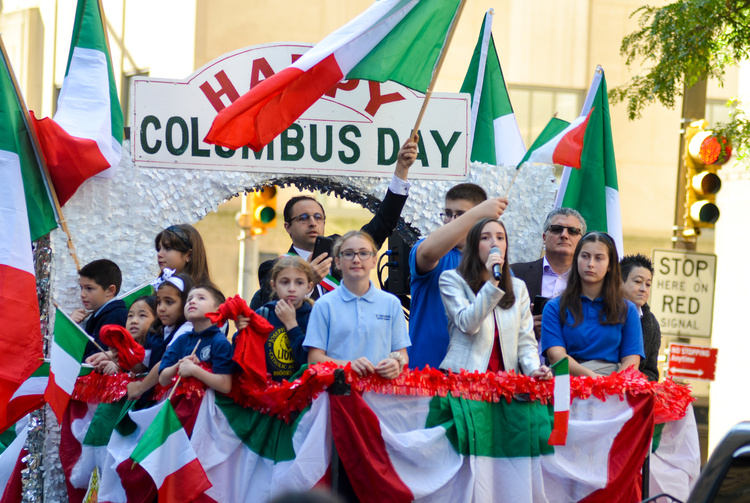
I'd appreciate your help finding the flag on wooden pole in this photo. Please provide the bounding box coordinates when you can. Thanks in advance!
[205,0,463,151]
[31,0,123,205]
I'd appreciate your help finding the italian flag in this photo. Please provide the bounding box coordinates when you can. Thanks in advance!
[189,390,331,502]
[525,67,624,256]
[129,400,211,503]
[548,357,570,446]
[45,307,92,423]
[205,0,463,151]
[460,10,526,166]
[116,282,155,309]
[0,415,31,503]
[31,0,123,206]
[0,47,51,430]
[0,363,49,434]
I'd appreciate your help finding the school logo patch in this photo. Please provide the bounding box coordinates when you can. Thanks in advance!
[265,327,295,378]
[375,314,391,321]
[200,346,211,361]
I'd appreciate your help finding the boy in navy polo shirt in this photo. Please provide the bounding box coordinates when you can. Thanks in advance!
[159,284,234,394]
[70,259,128,359]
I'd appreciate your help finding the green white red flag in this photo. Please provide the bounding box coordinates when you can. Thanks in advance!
[548,357,570,446]
[0,363,49,434]
[0,46,50,430]
[460,10,525,166]
[116,282,155,309]
[525,67,623,256]
[30,0,123,206]
[129,401,211,503]
[205,0,463,151]
[46,307,92,422]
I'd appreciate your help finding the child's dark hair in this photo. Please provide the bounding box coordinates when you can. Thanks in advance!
[445,183,488,206]
[154,224,211,285]
[192,284,226,308]
[79,259,122,295]
[131,295,157,315]
[152,273,194,335]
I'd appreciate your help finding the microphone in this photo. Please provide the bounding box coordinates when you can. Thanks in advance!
[490,246,502,281]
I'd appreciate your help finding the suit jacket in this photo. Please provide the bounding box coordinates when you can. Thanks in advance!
[251,188,407,309]
[640,303,661,382]
[438,270,540,375]
[510,258,544,302]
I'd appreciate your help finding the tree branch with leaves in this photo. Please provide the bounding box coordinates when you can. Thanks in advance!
[612,0,750,157]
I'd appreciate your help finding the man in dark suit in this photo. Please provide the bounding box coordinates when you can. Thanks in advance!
[511,208,586,340]
[250,138,418,309]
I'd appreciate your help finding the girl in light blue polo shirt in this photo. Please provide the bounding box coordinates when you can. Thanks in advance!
[304,230,410,379]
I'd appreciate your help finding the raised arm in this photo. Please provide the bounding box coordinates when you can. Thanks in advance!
[361,139,416,248]
[415,197,508,275]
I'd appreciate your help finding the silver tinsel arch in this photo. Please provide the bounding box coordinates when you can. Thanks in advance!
[38,140,557,500]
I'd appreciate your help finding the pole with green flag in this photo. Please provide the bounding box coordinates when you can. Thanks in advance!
[461,9,526,166]
[0,35,81,269]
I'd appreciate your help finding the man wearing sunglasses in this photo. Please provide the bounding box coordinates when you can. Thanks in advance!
[251,139,418,308]
[511,208,586,342]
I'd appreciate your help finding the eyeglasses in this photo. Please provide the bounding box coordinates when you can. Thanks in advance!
[338,250,376,261]
[289,212,325,224]
[546,225,582,236]
[440,211,466,224]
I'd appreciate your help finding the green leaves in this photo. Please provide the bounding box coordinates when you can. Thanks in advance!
[611,0,750,120]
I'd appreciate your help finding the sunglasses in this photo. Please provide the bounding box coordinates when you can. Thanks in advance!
[546,225,582,236]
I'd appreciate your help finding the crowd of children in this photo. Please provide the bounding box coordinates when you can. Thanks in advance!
[72,220,417,401]
[70,173,651,405]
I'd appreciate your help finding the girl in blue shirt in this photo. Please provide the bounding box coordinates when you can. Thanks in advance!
[541,232,644,377]
[305,230,410,379]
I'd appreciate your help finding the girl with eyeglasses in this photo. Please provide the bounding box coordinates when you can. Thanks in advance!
[439,218,551,378]
[541,232,644,377]
[304,230,410,379]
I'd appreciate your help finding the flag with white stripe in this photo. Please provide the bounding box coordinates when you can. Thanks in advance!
[460,10,526,166]
[45,308,91,422]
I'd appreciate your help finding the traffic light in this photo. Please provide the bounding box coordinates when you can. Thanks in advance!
[682,120,731,236]
[249,186,277,236]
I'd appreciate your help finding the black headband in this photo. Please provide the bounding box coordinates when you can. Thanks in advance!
[166,225,191,248]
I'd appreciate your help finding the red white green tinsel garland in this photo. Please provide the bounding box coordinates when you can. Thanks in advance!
[70,364,694,424]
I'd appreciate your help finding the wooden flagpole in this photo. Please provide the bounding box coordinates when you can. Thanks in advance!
[167,339,203,401]
[0,35,82,270]
[410,0,468,142]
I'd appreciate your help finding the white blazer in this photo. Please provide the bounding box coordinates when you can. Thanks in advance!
[438,269,540,375]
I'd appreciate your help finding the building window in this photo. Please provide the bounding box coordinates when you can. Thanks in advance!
[121,70,149,126]
[508,85,585,147]
[705,98,734,127]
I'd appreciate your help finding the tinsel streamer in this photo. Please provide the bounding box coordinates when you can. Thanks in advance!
[69,363,693,425]
[23,236,52,503]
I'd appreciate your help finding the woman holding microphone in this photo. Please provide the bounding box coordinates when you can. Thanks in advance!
[439,218,551,378]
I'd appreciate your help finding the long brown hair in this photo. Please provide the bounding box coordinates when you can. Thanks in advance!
[154,224,211,285]
[456,218,515,309]
[558,231,626,326]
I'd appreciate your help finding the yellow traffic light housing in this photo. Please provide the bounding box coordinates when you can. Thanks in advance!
[682,120,730,236]
[248,186,277,236]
